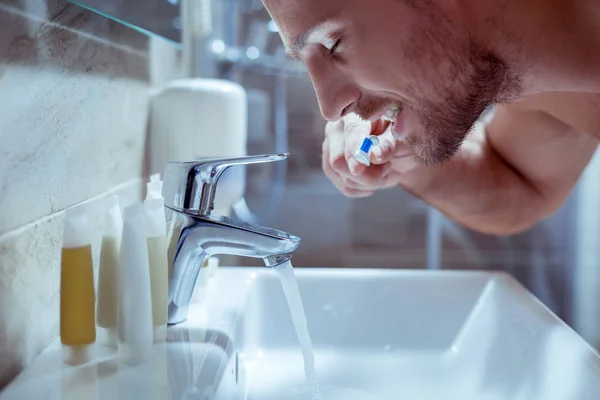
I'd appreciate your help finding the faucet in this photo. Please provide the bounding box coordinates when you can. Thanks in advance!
[162,153,301,324]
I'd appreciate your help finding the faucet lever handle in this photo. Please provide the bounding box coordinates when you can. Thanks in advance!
[163,153,289,216]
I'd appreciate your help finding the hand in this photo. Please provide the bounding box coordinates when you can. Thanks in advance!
[322,113,418,198]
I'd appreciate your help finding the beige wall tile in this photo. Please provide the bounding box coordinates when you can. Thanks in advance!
[0,0,155,389]
[0,0,150,235]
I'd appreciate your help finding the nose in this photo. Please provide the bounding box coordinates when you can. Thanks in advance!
[307,60,359,121]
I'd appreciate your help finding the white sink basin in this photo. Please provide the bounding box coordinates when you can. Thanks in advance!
[2,268,600,400]
[225,268,600,400]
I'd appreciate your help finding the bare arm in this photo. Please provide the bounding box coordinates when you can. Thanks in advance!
[396,95,599,235]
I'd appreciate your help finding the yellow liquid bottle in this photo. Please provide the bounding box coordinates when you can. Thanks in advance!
[60,206,96,365]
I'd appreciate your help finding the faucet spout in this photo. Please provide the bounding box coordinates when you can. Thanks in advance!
[167,212,300,324]
[162,154,300,324]
[264,254,293,267]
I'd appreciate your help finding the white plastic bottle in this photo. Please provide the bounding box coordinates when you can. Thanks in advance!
[118,204,153,364]
[144,174,169,343]
[96,195,122,347]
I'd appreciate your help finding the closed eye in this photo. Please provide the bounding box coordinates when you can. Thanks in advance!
[322,29,343,57]
[329,39,340,56]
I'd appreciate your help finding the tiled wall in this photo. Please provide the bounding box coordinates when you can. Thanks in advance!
[0,0,151,387]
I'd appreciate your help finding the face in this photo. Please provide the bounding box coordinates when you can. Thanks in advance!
[264,0,519,164]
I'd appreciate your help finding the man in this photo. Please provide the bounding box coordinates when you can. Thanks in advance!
[263,0,600,234]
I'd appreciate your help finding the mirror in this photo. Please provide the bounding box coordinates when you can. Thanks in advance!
[69,0,307,76]
[70,0,182,46]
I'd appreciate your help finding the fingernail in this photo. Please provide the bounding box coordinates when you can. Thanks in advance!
[348,157,359,175]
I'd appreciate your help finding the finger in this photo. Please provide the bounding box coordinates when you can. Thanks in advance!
[347,156,367,176]
[342,124,371,176]
[325,115,369,176]
[324,119,343,138]
[347,167,399,192]
[343,188,375,198]
[370,123,397,165]
[325,131,346,171]
[323,140,376,198]
[345,162,392,188]
[326,117,368,174]
[323,153,374,197]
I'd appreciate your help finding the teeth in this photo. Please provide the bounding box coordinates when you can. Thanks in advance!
[382,106,401,122]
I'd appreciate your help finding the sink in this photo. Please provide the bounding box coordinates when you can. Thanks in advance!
[0,329,234,400]
[227,268,600,400]
[2,268,600,400]
[0,269,252,400]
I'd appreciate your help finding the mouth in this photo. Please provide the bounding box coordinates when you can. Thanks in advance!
[364,105,401,123]
[381,105,407,140]
[382,106,401,122]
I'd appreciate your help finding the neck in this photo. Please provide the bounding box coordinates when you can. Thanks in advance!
[463,0,600,97]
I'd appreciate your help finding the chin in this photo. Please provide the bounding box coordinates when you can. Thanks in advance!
[409,132,464,166]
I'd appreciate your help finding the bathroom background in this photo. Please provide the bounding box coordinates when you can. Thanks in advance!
[1,0,599,389]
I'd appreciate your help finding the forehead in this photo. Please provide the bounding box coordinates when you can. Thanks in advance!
[263,0,340,46]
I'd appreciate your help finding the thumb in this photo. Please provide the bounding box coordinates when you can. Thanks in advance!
[369,120,396,164]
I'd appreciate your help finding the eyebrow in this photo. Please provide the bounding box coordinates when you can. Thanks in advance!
[285,29,313,60]
[284,21,332,60]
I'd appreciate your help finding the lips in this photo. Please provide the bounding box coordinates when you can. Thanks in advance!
[360,105,407,140]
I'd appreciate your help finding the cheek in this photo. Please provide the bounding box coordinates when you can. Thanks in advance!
[351,55,438,107]
[344,35,441,101]
[343,9,464,105]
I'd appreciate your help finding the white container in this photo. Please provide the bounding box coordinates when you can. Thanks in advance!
[143,174,169,343]
[149,79,247,216]
[118,204,153,365]
[96,195,122,347]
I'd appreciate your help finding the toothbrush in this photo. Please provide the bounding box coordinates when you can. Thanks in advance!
[353,135,380,167]
[354,105,402,166]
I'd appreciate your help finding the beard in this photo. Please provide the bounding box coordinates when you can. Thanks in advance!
[409,45,519,165]
[398,0,521,165]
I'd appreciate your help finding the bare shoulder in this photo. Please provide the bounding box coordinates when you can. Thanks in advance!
[503,91,600,138]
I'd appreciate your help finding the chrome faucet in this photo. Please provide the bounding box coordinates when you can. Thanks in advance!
[162,153,301,324]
